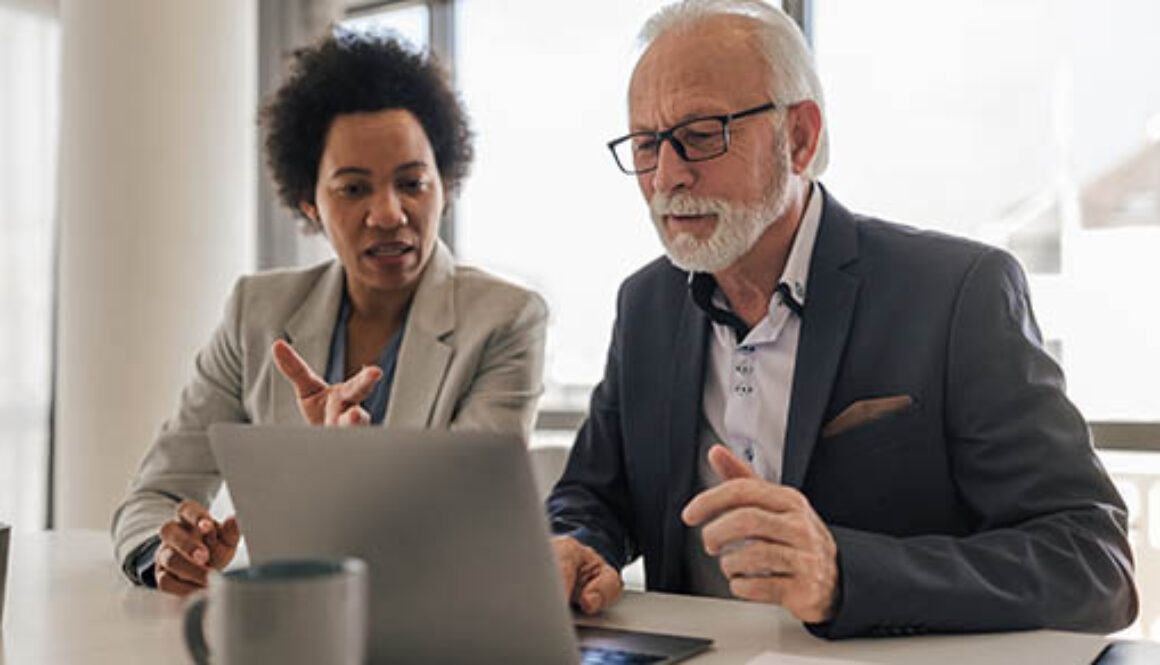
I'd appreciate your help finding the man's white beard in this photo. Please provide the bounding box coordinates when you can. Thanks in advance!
[649,137,792,273]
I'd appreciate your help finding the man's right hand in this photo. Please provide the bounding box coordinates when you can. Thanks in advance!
[552,535,623,615]
[155,500,240,596]
[271,339,382,426]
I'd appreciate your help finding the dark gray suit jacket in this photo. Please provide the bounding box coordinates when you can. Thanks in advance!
[548,189,1137,638]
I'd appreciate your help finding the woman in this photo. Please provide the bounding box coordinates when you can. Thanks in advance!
[112,32,547,595]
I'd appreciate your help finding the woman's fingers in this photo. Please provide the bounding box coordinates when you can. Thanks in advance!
[156,568,203,596]
[156,543,210,587]
[275,340,385,426]
[339,365,383,405]
[271,340,328,399]
[336,405,371,427]
[163,509,210,565]
[326,367,382,425]
[206,516,242,569]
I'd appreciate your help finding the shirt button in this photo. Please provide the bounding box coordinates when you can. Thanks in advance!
[738,345,756,354]
[744,447,755,463]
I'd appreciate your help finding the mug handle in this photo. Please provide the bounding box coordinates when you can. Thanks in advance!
[183,593,211,665]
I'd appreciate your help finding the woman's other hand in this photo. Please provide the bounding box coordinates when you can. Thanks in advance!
[155,500,240,596]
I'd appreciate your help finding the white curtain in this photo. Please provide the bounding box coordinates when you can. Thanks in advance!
[0,1,59,530]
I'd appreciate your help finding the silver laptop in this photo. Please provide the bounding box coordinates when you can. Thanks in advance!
[208,424,712,664]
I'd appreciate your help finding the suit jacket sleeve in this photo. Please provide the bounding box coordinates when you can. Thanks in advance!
[110,278,248,582]
[547,286,636,570]
[448,291,548,440]
[818,249,1137,637]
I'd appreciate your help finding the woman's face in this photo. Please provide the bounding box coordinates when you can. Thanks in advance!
[300,109,445,302]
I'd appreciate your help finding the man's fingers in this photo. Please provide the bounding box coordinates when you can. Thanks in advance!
[682,478,811,527]
[708,444,758,482]
[700,507,804,555]
[727,574,835,624]
[715,533,840,623]
[728,575,788,606]
[551,535,621,614]
[718,540,797,579]
[156,569,204,597]
[156,544,210,586]
[271,339,328,399]
[578,564,623,615]
[551,537,584,598]
[569,539,622,615]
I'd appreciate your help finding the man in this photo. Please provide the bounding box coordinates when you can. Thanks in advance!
[548,0,1137,639]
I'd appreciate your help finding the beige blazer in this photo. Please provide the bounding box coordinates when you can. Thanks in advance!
[112,241,547,574]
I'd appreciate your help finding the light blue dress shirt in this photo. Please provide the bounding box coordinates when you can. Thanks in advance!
[324,288,406,425]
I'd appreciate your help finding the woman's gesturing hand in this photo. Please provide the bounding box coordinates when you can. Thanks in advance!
[271,339,382,426]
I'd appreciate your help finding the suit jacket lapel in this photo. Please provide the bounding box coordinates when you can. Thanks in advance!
[781,189,861,488]
[383,240,455,428]
[661,279,710,589]
[272,260,346,423]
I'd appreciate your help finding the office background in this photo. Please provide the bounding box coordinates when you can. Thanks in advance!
[1,0,1158,637]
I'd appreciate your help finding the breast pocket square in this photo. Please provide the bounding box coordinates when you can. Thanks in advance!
[822,395,915,438]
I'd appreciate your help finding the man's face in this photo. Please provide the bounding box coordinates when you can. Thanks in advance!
[629,16,794,272]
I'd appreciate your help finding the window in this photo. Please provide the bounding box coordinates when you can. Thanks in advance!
[344,0,430,48]
[0,2,59,529]
[812,0,1160,422]
[453,0,681,419]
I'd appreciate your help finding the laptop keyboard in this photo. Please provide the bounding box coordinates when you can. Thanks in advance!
[580,646,667,664]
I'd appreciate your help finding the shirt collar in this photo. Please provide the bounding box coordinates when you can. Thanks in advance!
[780,180,823,312]
[688,181,823,337]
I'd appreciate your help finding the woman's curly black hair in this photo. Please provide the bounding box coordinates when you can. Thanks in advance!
[261,30,473,232]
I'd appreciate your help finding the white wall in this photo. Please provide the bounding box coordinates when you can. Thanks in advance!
[54,0,257,528]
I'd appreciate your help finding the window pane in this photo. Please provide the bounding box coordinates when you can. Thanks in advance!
[813,0,1160,421]
[342,2,429,50]
[454,0,677,409]
[0,6,59,530]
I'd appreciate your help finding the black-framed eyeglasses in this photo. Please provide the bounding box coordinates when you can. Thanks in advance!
[607,101,779,175]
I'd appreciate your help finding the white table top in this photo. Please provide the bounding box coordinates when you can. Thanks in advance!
[0,529,1113,664]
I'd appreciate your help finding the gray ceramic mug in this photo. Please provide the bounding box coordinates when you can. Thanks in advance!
[0,522,9,628]
[184,557,368,665]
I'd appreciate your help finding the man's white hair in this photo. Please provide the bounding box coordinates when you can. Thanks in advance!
[638,0,829,177]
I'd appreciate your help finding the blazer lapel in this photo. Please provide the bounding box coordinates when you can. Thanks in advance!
[781,190,861,488]
[661,280,710,589]
[271,260,346,424]
[383,241,455,428]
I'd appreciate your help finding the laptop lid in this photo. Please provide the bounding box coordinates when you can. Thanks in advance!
[208,424,580,664]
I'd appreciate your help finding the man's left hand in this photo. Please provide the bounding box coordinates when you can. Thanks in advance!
[681,444,839,624]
